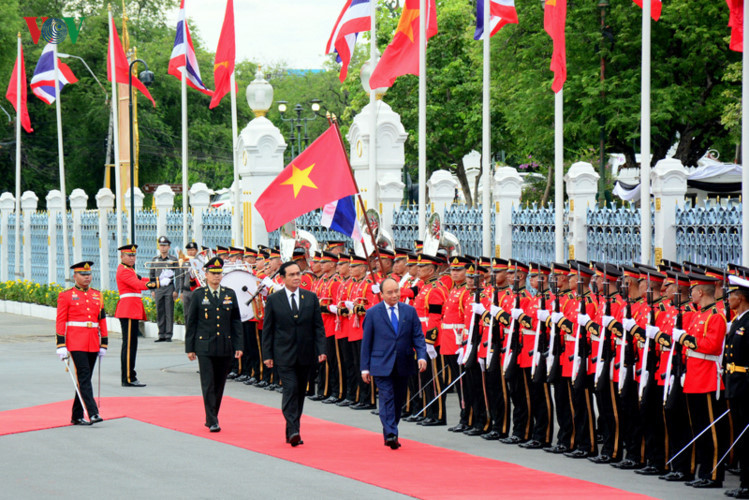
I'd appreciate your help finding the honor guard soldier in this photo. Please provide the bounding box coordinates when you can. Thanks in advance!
[318,251,343,403]
[184,257,244,432]
[56,261,107,425]
[348,255,380,409]
[180,242,200,317]
[292,248,315,290]
[115,244,171,387]
[150,236,179,342]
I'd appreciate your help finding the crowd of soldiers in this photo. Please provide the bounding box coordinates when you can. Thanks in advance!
[177,239,749,498]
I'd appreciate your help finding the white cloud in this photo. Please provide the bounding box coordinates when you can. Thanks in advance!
[169,0,346,69]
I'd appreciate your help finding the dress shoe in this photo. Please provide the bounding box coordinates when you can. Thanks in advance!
[264,383,279,391]
[243,378,256,386]
[463,427,484,437]
[370,409,379,415]
[728,467,742,476]
[227,371,238,379]
[165,338,172,342]
[209,424,221,432]
[321,396,340,404]
[519,440,545,450]
[307,394,326,401]
[404,414,424,423]
[351,403,376,410]
[588,455,613,464]
[544,444,569,454]
[154,338,166,343]
[385,435,401,450]
[659,471,693,482]
[729,487,749,498]
[685,478,706,487]
[235,374,250,383]
[336,399,355,407]
[419,418,446,427]
[635,465,665,476]
[254,380,269,388]
[612,459,641,470]
[71,418,92,426]
[289,433,302,447]
[691,479,722,489]
[481,431,502,440]
[89,414,103,424]
[448,423,470,433]
[500,435,524,445]
[122,380,146,387]
[564,449,591,459]
[274,386,283,393]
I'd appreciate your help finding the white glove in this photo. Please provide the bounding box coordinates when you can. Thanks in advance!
[98,348,106,358]
[456,347,465,365]
[490,304,502,317]
[537,309,550,322]
[262,277,275,289]
[511,308,524,320]
[601,315,615,328]
[56,346,68,361]
[371,284,380,294]
[672,328,686,343]
[159,269,174,279]
[577,314,590,326]
[551,311,565,324]
[478,357,486,370]
[160,276,171,287]
[726,322,733,333]
[622,317,637,333]
[471,303,486,315]
[426,344,438,359]
[345,301,354,309]
[645,325,659,340]
[329,305,338,314]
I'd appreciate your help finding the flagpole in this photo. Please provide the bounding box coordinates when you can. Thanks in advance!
[640,0,652,264]
[743,0,749,266]
[231,71,240,247]
[368,0,378,217]
[554,89,564,262]
[181,69,188,247]
[53,43,70,280]
[14,34,21,279]
[481,0,491,256]
[109,7,123,249]
[417,0,427,240]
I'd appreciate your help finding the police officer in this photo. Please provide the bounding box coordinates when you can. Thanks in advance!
[55,261,107,425]
[150,236,179,342]
[185,257,244,432]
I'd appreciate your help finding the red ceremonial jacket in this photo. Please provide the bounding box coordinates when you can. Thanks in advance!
[56,286,108,352]
[115,263,156,320]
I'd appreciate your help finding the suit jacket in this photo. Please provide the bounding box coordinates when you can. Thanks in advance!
[725,309,749,400]
[185,286,243,356]
[361,301,427,377]
[262,288,326,367]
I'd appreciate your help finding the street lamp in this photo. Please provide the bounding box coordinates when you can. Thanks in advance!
[128,59,154,242]
[277,99,321,160]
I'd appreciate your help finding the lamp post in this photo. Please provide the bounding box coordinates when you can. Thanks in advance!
[276,99,321,160]
[128,59,154,242]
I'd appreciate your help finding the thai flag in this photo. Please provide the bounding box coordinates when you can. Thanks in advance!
[30,43,77,105]
[168,0,213,95]
[326,0,372,82]
[474,0,518,40]
[321,196,363,242]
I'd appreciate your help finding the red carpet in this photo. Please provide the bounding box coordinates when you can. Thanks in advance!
[0,397,653,499]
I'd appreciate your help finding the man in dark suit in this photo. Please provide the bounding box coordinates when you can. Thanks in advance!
[361,277,427,449]
[185,257,243,433]
[263,261,327,447]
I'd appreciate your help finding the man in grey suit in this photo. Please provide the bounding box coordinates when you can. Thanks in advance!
[150,236,179,342]
[263,261,327,447]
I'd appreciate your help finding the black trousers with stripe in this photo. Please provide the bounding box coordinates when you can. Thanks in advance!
[686,392,727,482]
[70,351,99,420]
[119,318,140,384]
[553,377,575,449]
[508,367,533,440]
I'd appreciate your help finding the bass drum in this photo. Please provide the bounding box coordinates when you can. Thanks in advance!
[220,269,260,322]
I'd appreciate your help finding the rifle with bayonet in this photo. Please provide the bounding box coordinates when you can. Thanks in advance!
[486,271,501,373]
[594,269,613,389]
[572,266,589,390]
[618,276,633,394]
[638,273,657,402]
[463,258,482,370]
[502,264,522,380]
[546,268,563,383]
[663,290,685,409]
[531,273,549,383]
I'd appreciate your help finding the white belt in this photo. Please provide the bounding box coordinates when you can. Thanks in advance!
[443,324,465,330]
[66,321,98,328]
[419,316,429,322]
[687,350,721,363]
[522,329,536,336]
[120,293,142,299]
[565,334,576,342]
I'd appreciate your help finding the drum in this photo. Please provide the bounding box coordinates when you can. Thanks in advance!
[221,269,260,322]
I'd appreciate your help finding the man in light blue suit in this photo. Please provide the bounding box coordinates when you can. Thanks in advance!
[361,277,427,449]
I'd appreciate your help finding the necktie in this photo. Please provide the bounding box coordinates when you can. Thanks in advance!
[213,289,219,300]
[390,306,399,333]
[291,292,299,317]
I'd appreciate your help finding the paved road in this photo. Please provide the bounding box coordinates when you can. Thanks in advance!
[0,313,737,499]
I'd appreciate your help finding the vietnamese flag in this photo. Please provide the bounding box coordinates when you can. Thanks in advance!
[633,0,662,22]
[255,124,358,232]
[544,0,567,94]
[368,0,438,89]
[727,0,743,52]
[5,43,33,133]
[107,17,156,107]
[210,0,236,109]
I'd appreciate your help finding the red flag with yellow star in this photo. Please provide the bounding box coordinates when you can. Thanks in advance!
[255,124,358,232]
[368,0,438,89]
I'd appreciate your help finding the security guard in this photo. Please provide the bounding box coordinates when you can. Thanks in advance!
[150,236,179,342]
[55,261,107,425]
[185,257,244,432]
[115,244,170,387]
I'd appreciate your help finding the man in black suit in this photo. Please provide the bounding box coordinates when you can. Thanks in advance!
[361,278,427,449]
[263,261,326,447]
[185,257,243,433]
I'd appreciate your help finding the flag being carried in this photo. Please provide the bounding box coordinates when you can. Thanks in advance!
[30,43,77,105]
[326,0,372,82]
[255,124,358,232]
[210,0,235,108]
[5,42,33,133]
[368,0,438,89]
[108,17,156,107]
[633,0,663,22]
[169,0,213,95]
[474,0,518,40]
[544,0,567,94]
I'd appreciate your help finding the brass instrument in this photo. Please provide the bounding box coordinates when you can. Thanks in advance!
[354,209,395,256]
[423,212,460,257]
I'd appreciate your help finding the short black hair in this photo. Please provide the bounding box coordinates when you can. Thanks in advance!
[279,261,300,277]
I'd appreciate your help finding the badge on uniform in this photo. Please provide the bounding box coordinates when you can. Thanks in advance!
[738,328,745,336]
[202,296,210,305]
[223,296,233,305]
